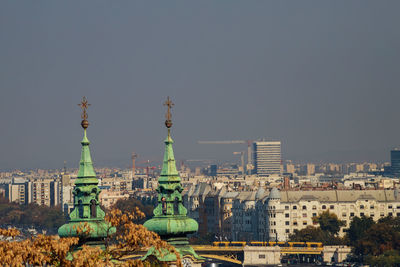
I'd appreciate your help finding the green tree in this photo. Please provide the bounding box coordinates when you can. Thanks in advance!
[346,216,375,246]
[356,220,400,256]
[378,215,400,232]
[289,226,345,245]
[348,215,400,264]
[0,197,66,233]
[289,226,327,242]
[111,198,154,223]
[365,250,400,267]
[313,210,345,236]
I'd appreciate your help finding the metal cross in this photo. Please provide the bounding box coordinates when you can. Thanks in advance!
[78,96,91,120]
[163,96,174,121]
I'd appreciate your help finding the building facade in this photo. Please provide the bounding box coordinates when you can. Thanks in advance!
[5,178,61,207]
[250,188,400,242]
[391,149,400,177]
[253,141,281,176]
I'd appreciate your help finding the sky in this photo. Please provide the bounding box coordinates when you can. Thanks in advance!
[1,1,400,170]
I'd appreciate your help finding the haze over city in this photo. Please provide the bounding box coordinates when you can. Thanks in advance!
[1,1,400,169]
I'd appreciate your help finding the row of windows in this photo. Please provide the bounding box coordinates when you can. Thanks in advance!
[285,205,394,210]
[285,213,318,218]
[286,204,336,210]
[234,203,400,211]
[283,204,399,211]
[292,221,308,226]
[283,211,400,221]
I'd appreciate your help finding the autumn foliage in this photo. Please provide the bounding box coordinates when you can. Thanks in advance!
[0,207,181,266]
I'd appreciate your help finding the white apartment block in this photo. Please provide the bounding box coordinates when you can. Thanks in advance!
[5,178,61,207]
[253,141,281,176]
[6,183,30,204]
[232,188,400,242]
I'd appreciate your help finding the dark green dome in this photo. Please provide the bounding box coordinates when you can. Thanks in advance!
[144,216,198,236]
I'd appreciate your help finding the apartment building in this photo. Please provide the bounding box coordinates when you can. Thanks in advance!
[5,178,61,207]
[237,188,400,242]
[220,191,239,239]
[253,141,281,176]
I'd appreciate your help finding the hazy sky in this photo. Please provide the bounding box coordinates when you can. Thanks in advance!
[1,1,400,170]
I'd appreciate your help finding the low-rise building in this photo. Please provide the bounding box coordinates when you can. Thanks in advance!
[99,190,130,209]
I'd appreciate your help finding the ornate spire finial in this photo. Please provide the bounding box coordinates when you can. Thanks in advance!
[78,96,91,129]
[163,96,174,128]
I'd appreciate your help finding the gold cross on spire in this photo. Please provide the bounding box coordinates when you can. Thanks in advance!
[78,96,91,120]
[164,96,174,128]
[164,96,174,121]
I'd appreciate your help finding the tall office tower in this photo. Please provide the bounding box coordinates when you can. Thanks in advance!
[391,149,400,177]
[253,141,281,176]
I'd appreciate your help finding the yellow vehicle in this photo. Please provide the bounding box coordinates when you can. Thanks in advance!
[230,241,247,247]
[212,241,230,247]
[288,242,306,248]
[212,241,323,248]
[249,241,267,246]
[306,242,323,248]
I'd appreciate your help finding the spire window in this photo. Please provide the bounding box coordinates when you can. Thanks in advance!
[174,197,179,215]
[78,200,83,218]
[90,199,97,218]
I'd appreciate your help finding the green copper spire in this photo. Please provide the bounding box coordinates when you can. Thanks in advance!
[77,129,95,177]
[58,97,115,244]
[159,129,180,181]
[143,97,203,265]
[75,129,98,184]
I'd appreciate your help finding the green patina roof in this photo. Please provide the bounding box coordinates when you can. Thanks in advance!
[143,216,198,236]
[159,129,180,181]
[58,126,115,240]
[75,129,98,185]
[142,245,203,263]
[143,120,203,263]
[58,220,114,239]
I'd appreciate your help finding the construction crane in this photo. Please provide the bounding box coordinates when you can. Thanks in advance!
[136,160,157,177]
[233,151,245,175]
[197,140,253,173]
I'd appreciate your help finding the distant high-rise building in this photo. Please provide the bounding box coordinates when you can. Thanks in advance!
[307,163,315,175]
[391,149,400,177]
[286,163,295,174]
[209,165,217,177]
[253,141,281,176]
[356,164,365,173]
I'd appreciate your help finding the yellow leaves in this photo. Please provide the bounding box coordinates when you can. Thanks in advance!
[105,208,182,267]
[0,228,20,237]
[73,222,94,237]
[105,207,145,227]
[72,245,106,267]
[0,208,182,266]
[0,229,79,266]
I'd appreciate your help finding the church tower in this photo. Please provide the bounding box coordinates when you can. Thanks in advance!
[58,97,115,246]
[143,97,203,266]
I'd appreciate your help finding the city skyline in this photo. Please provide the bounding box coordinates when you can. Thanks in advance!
[1,1,400,169]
